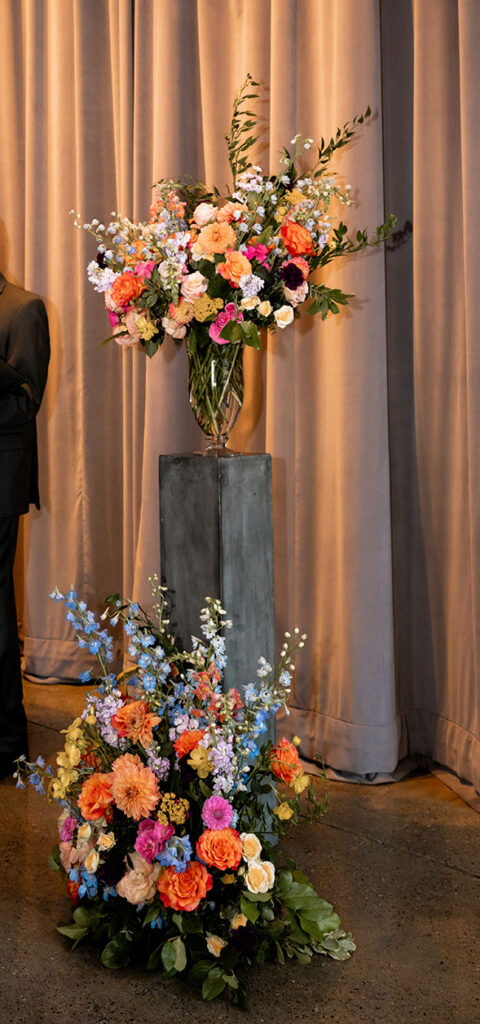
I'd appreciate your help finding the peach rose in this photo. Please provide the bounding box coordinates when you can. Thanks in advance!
[217,250,252,288]
[216,201,248,224]
[269,736,303,784]
[116,852,161,904]
[161,316,186,339]
[110,270,146,308]
[173,729,205,759]
[157,860,212,912]
[206,934,227,957]
[240,832,262,862]
[192,202,217,227]
[197,221,236,255]
[59,837,96,871]
[180,271,208,301]
[245,859,275,894]
[77,772,114,822]
[281,221,315,256]
[196,827,243,871]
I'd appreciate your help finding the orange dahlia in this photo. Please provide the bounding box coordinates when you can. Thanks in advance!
[111,700,160,748]
[196,827,243,871]
[157,861,212,912]
[197,221,236,255]
[77,772,114,821]
[110,753,160,820]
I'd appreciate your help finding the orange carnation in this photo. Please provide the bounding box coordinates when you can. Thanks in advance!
[217,249,252,288]
[269,736,303,785]
[196,827,243,871]
[197,221,236,255]
[110,754,160,820]
[281,221,315,257]
[157,860,212,912]
[110,270,146,308]
[77,772,114,821]
[173,729,205,759]
[111,700,160,748]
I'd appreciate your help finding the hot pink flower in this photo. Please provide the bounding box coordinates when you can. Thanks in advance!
[134,819,175,862]
[59,816,77,842]
[244,243,270,268]
[134,260,156,279]
[201,795,234,830]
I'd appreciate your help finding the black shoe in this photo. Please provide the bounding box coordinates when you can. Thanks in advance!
[0,750,29,781]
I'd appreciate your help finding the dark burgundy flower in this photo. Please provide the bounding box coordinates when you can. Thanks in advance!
[278,263,304,289]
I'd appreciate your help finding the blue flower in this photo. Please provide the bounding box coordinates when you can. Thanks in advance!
[79,670,91,683]
[89,639,101,655]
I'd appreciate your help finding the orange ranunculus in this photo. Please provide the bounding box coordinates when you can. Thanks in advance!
[173,729,205,759]
[197,221,236,255]
[269,736,303,785]
[111,700,161,748]
[157,860,212,912]
[77,772,114,821]
[216,201,248,224]
[196,827,243,871]
[110,754,160,820]
[217,249,252,288]
[281,221,315,257]
[110,270,146,308]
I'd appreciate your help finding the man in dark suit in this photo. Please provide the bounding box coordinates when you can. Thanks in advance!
[0,272,50,778]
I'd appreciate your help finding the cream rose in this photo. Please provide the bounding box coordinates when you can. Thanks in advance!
[240,295,260,311]
[84,849,100,874]
[274,305,295,329]
[240,832,262,862]
[161,316,187,340]
[260,860,275,887]
[116,852,161,904]
[180,271,208,302]
[257,300,273,317]
[98,831,116,851]
[77,823,92,841]
[245,860,271,894]
[206,934,227,957]
[192,202,217,227]
[231,913,248,931]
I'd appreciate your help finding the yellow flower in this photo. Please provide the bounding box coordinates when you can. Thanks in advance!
[240,295,260,310]
[85,713,96,726]
[192,294,224,322]
[286,188,304,205]
[135,315,158,341]
[206,934,227,958]
[290,771,309,794]
[50,778,66,800]
[274,801,294,821]
[231,913,248,930]
[292,735,301,746]
[187,745,213,779]
[220,873,235,885]
[98,832,116,851]
[84,850,100,874]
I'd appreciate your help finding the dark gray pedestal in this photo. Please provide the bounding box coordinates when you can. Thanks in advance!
[159,454,274,696]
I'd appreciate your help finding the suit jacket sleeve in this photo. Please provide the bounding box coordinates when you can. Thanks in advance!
[0,298,50,428]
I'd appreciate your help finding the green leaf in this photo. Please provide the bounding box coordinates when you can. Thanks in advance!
[218,320,244,343]
[242,320,261,350]
[72,907,94,929]
[161,941,177,973]
[57,924,88,943]
[240,894,259,924]
[100,937,131,970]
[147,945,164,970]
[172,936,187,972]
[48,853,61,871]
[202,966,227,1002]
[188,959,213,988]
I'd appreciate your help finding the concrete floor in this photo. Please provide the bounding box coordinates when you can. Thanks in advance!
[1,681,479,1024]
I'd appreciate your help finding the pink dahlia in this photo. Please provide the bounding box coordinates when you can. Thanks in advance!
[201,795,234,830]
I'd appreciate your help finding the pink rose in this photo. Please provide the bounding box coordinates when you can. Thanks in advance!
[59,838,95,871]
[135,819,174,863]
[180,272,208,302]
[208,304,243,344]
[192,202,217,227]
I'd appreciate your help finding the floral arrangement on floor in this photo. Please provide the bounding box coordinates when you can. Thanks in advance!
[17,579,355,1007]
[73,74,396,447]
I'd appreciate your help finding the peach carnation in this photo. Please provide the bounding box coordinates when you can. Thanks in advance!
[197,221,236,255]
[217,249,252,288]
[110,270,146,308]
[173,729,205,758]
[269,736,303,785]
[77,772,114,822]
[281,221,315,257]
[111,700,160,748]
[157,860,212,912]
[196,827,243,871]
[110,754,160,820]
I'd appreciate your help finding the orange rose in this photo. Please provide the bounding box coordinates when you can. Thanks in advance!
[217,249,252,288]
[110,270,146,308]
[269,736,303,785]
[157,860,212,912]
[281,221,315,257]
[196,828,243,871]
[173,729,205,759]
[111,700,160,748]
[197,221,236,255]
[77,772,114,821]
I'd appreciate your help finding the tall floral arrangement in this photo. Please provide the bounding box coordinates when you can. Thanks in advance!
[74,75,396,447]
[17,580,354,1006]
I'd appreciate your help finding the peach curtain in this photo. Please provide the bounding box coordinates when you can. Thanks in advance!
[0,0,478,793]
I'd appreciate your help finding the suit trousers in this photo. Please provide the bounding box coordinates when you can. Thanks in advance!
[0,515,28,755]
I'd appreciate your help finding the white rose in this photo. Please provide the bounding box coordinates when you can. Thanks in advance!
[180,271,208,301]
[192,202,217,227]
[274,305,294,329]
[260,860,275,888]
[257,300,272,317]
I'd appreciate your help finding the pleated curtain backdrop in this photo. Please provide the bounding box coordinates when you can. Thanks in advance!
[0,0,478,796]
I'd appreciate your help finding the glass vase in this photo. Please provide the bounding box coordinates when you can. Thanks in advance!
[187,328,244,455]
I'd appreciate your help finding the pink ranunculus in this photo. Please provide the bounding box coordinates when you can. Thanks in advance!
[244,243,270,267]
[180,271,208,302]
[134,819,174,863]
[134,260,156,279]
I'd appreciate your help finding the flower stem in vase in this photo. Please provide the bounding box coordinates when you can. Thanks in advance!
[187,326,244,456]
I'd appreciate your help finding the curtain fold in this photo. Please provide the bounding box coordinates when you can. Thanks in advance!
[0,0,477,794]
